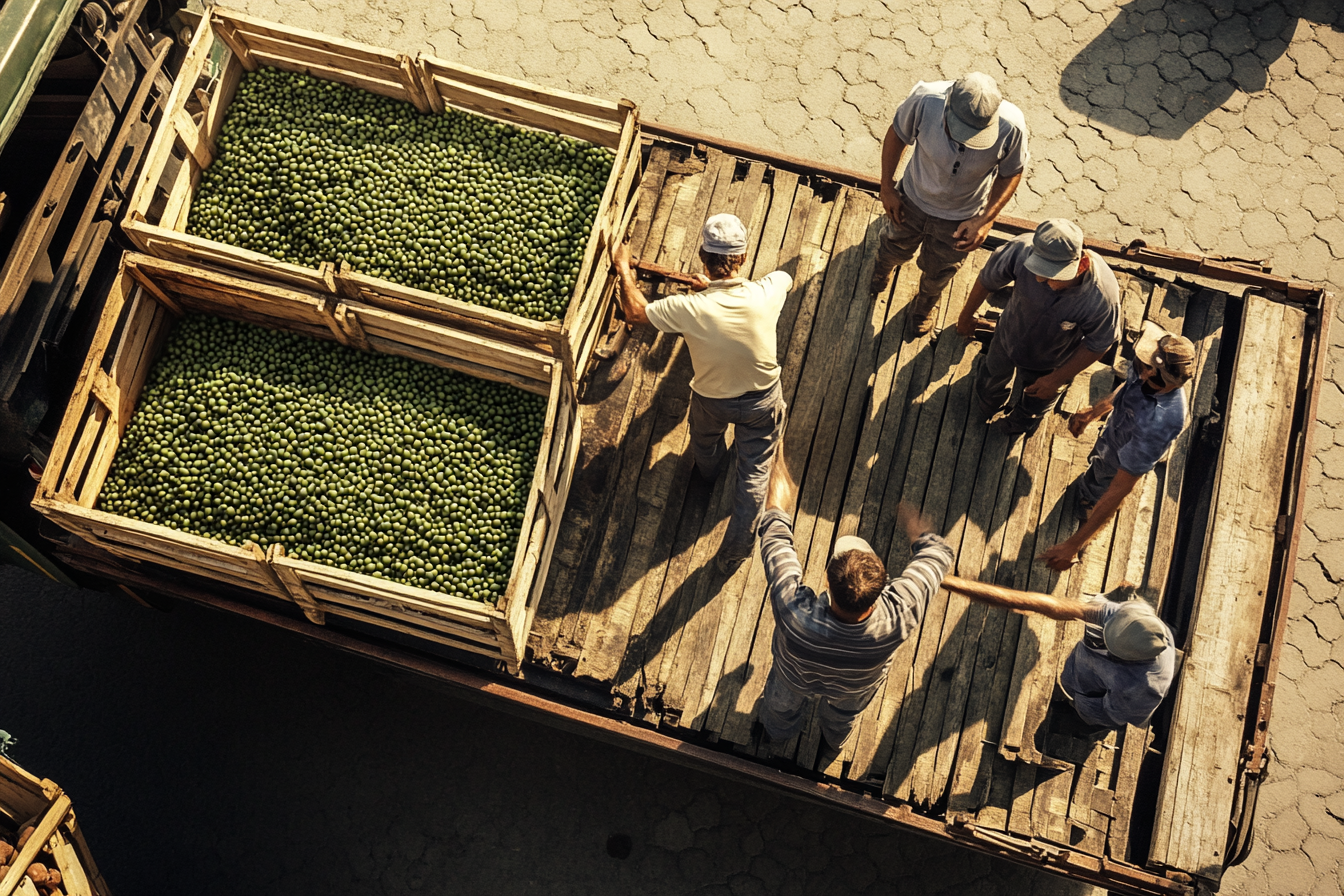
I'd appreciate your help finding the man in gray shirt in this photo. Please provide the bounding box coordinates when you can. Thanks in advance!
[956,218,1121,436]
[871,73,1030,338]
[941,576,1176,731]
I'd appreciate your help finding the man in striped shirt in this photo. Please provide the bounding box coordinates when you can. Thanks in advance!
[756,450,954,762]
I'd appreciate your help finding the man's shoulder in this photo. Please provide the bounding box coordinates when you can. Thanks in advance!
[986,233,1034,273]
[997,99,1029,137]
[907,79,953,102]
[1083,252,1122,306]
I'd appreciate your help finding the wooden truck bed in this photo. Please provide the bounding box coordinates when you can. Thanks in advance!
[527,137,1315,888]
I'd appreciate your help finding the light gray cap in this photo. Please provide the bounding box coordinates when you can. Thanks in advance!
[945,73,1003,150]
[1024,218,1086,281]
[702,213,748,255]
[1102,601,1169,661]
[832,534,876,561]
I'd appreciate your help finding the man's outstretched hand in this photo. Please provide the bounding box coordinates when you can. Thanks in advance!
[896,502,937,544]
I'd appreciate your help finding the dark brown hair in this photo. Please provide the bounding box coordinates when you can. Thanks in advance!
[826,550,887,615]
[700,249,746,280]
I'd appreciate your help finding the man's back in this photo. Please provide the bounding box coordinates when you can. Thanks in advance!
[645,271,792,399]
[757,508,953,698]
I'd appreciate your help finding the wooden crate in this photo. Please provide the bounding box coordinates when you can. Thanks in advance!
[0,755,109,896]
[122,7,642,387]
[34,253,580,674]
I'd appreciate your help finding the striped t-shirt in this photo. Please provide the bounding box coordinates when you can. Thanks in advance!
[758,509,954,699]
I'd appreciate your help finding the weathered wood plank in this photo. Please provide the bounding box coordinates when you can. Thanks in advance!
[1149,296,1305,875]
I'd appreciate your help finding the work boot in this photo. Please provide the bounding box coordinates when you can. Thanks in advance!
[906,294,939,340]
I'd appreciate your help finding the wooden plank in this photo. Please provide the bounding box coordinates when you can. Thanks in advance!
[430,76,622,148]
[682,195,882,735]
[712,184,843,745]
[704,178,830,743]
[421,57,625,123]
[1108,724,1154,861]
[218,10,412,67]
[565,160,726,674]
[1145,287,1226,608]
[645,156,766,719]
[0,795,70,895]
[1149,296,1305,874]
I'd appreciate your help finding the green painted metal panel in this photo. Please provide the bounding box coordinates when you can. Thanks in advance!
[0,517,76,585]
[0,0,83,154]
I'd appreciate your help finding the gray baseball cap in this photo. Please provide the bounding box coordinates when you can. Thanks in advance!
[702,213,748,255]
[1102,601,1169,661]
[1024,219,1086,281]
[831,534,876,561]
[945,73,1003,150]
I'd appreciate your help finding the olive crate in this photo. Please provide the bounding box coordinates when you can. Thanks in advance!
[34,253,581,674]
[0,755,109,896]
[122,7,642,388]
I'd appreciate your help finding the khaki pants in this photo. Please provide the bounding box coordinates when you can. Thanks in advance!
[871,190,971,321]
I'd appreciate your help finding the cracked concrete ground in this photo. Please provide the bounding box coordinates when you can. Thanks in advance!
[2,0,1340,892]
[238,0,1344,886]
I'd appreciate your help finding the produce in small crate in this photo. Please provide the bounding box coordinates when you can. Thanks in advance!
[185,67,614,322]
[0,827,66,896]
[99,314,546,605]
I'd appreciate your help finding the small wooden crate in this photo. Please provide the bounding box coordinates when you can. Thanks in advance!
[123,7,642,387]
[0,755,109,896]
[34,253,580,674]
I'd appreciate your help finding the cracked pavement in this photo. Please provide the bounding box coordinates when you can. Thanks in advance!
[2,0,1341,892]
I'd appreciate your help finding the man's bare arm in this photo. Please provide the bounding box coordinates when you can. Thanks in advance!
[1038,468,1141,570]
[942,574,1087,621]
[879,127,909,225]
[765,441,796,514]
[610,240,650,325]
[956,275,993,340]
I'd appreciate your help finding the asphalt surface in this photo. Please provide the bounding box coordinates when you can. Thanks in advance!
[3,0,1342,892]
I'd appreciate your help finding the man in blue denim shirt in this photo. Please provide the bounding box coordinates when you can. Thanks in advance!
[1039,321,1196,570]
[942,576,1176,729]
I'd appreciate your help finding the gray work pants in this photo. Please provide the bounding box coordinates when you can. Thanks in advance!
[759,665,879,747]
[973,331,1058,433]
[689,380,786,562]
[871,189,971,318]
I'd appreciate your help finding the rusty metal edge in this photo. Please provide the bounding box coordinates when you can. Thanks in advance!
[48,544,1192,896]
[1247,290,1337,779]
[638,119,1323,304]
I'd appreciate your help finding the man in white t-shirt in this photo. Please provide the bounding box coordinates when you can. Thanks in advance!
[870,73,1030,338]
[612,214,793,574]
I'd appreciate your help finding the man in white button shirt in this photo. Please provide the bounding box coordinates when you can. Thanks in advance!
[612,214,793,573]
[870,73,1030,338]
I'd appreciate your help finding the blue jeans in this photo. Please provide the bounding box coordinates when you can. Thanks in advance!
[1077,443,1121,506]
[689,380,786,562]
[759,665,879,747]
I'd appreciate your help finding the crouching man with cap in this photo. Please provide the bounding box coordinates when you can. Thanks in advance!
[957,218,1121,437]
[611,213,792,573]
[942,576,1176,730]
[870,72,1030,338]
[1038,321,1196,570]
[754,446,953,767]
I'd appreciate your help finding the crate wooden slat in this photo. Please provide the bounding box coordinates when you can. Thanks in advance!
[0,757,109,896]
[123,8,641,387]
[34,254,580,674]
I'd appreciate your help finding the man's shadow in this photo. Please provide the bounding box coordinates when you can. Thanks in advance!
[1060,0,1342,139]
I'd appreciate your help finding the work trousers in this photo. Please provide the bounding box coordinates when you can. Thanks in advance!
[1076,443,1122,507]
[689,380,786,563]
[759,665,879,748]
[973,331,1058,433]
[870,190,971,319]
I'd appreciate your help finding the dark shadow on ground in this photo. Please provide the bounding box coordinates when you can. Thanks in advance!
[1060,0,1343,139]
